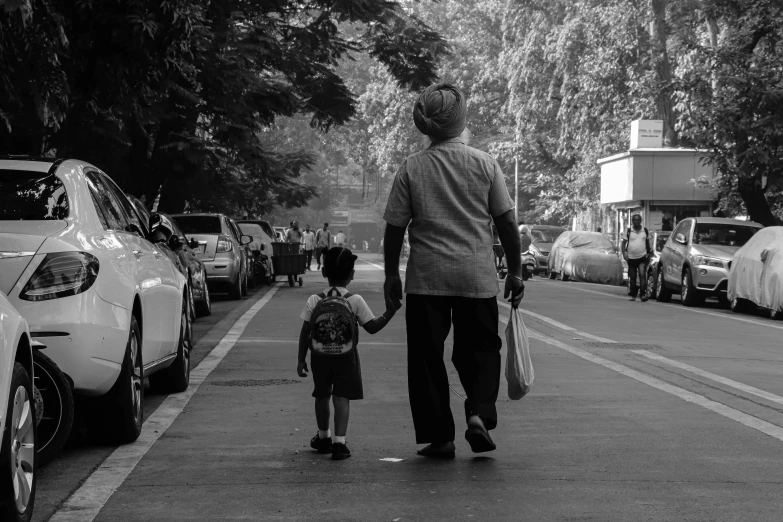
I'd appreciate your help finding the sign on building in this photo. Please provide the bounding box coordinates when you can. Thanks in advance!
[630,119,663,149]
[330,210,350,226]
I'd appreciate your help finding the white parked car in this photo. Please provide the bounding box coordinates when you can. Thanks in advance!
[0,158,191,444]
[728,226,783,318]
[0,292,36,522]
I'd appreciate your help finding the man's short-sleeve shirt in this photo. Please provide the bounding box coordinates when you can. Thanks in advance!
[383,138,513,297]
[300,287,375,326]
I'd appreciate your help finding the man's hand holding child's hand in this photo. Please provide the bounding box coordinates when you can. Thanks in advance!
[297,360,309,378]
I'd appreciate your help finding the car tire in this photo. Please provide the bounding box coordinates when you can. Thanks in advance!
[32,351,74,467]
[548,270,556,280]
[107,316,143,443]
[730,297,753,314]
[150,295,192,394]
[195,272,212,317]
[0,362,37,522]
[655,269,672,302]
[681,268,702,307]
[770,308,781,320]
[558,271,569,282]
[228,272,242,300]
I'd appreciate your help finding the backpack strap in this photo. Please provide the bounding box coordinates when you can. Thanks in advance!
[342,292,353,299]
[317,292,327,299]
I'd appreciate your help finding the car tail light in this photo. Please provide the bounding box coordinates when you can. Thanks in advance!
[216,235,233,253]
[20,252,99,301]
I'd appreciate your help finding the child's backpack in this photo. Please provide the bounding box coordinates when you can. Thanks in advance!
[309,288,358,357]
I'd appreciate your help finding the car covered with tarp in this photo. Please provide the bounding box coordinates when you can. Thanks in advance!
[547,231,623,285]
[727,226,783,318]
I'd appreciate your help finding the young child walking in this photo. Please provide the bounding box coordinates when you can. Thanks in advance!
[297,247,398,460]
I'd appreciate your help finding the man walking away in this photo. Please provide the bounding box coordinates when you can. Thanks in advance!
[383,83,525,459]
[335,230,346,247]
[315,223,331,270]
[302,224,316,271]
[622,214,653,302]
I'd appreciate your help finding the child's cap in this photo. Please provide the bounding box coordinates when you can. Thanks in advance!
[323,247,358,280]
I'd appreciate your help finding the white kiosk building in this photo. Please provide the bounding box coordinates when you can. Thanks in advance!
[598,120,715,245]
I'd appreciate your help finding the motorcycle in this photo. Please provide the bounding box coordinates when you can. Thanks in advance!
[520,250,536,281]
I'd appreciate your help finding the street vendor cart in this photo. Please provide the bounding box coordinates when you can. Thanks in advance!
[271,242,306,287]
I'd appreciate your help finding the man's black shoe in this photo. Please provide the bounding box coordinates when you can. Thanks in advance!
[331,442,351,460]
[310,433,332,454]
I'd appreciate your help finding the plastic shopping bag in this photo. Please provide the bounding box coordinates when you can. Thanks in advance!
[505,308,534,400]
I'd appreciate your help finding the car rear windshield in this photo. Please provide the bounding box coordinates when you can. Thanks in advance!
[531,229,562,243]
[693,223,759,247]
[173,215,222,234]
[238,223,265,238]
[0,170,68,220]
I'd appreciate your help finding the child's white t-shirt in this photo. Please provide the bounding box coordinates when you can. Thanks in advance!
[300,287,375,326]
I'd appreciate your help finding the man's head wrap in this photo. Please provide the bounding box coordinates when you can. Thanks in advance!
[412,83,467,142]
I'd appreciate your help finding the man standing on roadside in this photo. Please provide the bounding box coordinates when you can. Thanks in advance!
[622,213,653,302]
[335,230,346,247]
[286,220,303,251]
[383,83,524,459]
[315,222,331,270]
[302,224,316,270]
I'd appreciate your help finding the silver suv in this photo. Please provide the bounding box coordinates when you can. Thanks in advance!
[654,217,762,306]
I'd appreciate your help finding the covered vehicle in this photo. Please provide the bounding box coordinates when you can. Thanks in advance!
[547,231,623,285]
[236,220,275,285]
[727,226,783,318]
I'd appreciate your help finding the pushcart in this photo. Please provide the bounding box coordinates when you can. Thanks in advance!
[271,242,306,287]
[491,224,507,279]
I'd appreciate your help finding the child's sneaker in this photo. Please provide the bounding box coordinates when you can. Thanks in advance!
[310,433,332,454]
[331,442,351,460]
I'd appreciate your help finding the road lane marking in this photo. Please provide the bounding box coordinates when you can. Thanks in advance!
[49,286,280,522]
[497,301,616,343]
[633,350,783,406]
[558,281,783,332]
[361,259,406,272]
[504,317,783,444]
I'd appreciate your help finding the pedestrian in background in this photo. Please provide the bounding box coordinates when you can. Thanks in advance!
[519,223,532,252]
[335,230,346,247]
[622,213,653,302]
[383,82,525,458]
[302,224,316,270]
[315,223,331,270]
[287,220,303,248]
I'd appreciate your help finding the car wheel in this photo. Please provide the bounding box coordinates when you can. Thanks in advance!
[770,308,781,320]
[107,316,143,443]
[150,295,192,393]
[32,351,74,467]
[645,270,656,300]
[681,269,702,307]
[655,269,672,302]
[228,272,242,300]
[558,271,569,282]
[548,270,556,280]
[0,362,37,522]
[195,272,212,317]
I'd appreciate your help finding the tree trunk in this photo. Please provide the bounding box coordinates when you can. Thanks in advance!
[736,175,778,226]
[649,0,678,146]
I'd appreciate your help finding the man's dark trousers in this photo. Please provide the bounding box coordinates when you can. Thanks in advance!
[304,249,313,269]
[405,294,502,444]
[627,257,648,298]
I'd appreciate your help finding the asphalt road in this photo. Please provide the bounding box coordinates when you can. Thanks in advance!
[35,253,783,521]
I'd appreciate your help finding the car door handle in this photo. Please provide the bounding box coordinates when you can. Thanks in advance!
[133,250,143,258]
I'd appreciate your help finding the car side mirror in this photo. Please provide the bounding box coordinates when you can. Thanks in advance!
[188,237,199,249]
[168,235,183,250]
[674,233,686,245]
[241,235,253,246]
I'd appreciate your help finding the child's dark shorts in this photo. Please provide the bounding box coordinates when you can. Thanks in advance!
[311,349,363,400]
